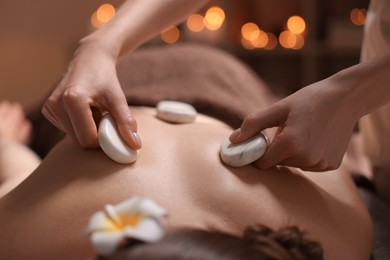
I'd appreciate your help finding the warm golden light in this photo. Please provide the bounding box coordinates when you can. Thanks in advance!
[91,11,104,28]
[292,34,305,50]
[207,6,225,20]
[287,16,306,34]
[279,30,296,49]
[241,23,260,41]
[186,14,205,32]
[241,37,256,50]
[350,8,366,26]
[279,31,305,50]
[251,30,268,48]
[204,6,225,30]
[97,4,116,23]
[91,3,116,28]
[264,33,277,50]
[161,26,181,44]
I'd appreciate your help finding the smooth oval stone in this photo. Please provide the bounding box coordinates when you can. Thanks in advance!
[220,132,267,167]
[98,113,138,164]
[156,100,197,123]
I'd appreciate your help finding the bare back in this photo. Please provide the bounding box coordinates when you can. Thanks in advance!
[0,106,371,260]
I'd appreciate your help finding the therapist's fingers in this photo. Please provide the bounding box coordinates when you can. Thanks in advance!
[42,100,79,144]
[63,91,99,148]
[257,139,343,171]
[42,104,64,131]
[229,104,288,144]
[103,93,141,150]
[297,153,343,172]
[253,133,291,169]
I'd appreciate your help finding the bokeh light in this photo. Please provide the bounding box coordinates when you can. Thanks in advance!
[264,33,277,50]
[292,34,304,50]
[241,37,256,50]
[279,30,295,48]
[350,8,366,26]
[91,3,116,28]
[97,4,115,23]
[287,16,306,34]
[204,6,225,30]
[91,12,103,28]
[279,30,305,49]
[161,26,181,44]
[251,30,268,48]
[186,14,205,32]
[241,23,260,41]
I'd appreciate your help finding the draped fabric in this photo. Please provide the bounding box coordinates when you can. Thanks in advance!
[117,44,276,129]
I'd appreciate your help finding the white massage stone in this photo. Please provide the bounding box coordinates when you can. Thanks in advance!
[156,100,197,123]
[220,133,267,167]
[98,114,138,164]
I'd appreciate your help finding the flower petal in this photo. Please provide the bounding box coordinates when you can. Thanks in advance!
[123,217,165,242]
[135,198,168,218]
[115,197,167,218]
[104,204,123,226]
[90,231,125,256]
[87,196,168,256]
[114,197,139,214]
[87,211,117,233]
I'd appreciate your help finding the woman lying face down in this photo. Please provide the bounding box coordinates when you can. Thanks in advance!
[0,104,372,260]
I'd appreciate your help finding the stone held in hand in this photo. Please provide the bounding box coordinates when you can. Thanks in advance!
[98,113,138,164]
[220,132,268,167]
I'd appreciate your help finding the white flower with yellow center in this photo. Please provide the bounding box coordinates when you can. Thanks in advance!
[87,197,167,256]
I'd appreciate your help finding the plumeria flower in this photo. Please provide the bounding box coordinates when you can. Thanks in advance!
[87,197,168,256]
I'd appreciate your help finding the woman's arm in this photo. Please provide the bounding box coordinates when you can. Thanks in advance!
[0,139,40,198]
[83,0,211,60]
[42,0,210,149]
[230,51,390,171]
[0,101,40,197]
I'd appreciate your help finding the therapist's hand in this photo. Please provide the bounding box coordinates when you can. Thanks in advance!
[230,78,359,171]
[42,44,141,149]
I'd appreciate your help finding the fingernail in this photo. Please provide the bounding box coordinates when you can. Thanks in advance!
[230,128,241,140]
[132,132,142,148]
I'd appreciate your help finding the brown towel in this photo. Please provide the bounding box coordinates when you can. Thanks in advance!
[118,44,276,128]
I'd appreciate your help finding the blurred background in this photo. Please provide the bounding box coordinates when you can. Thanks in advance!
[0,0,369,111]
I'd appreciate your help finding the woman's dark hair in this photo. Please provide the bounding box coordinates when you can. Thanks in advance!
[104,224,323,260]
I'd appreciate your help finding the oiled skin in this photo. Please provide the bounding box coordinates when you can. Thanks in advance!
[0,107,372,260]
